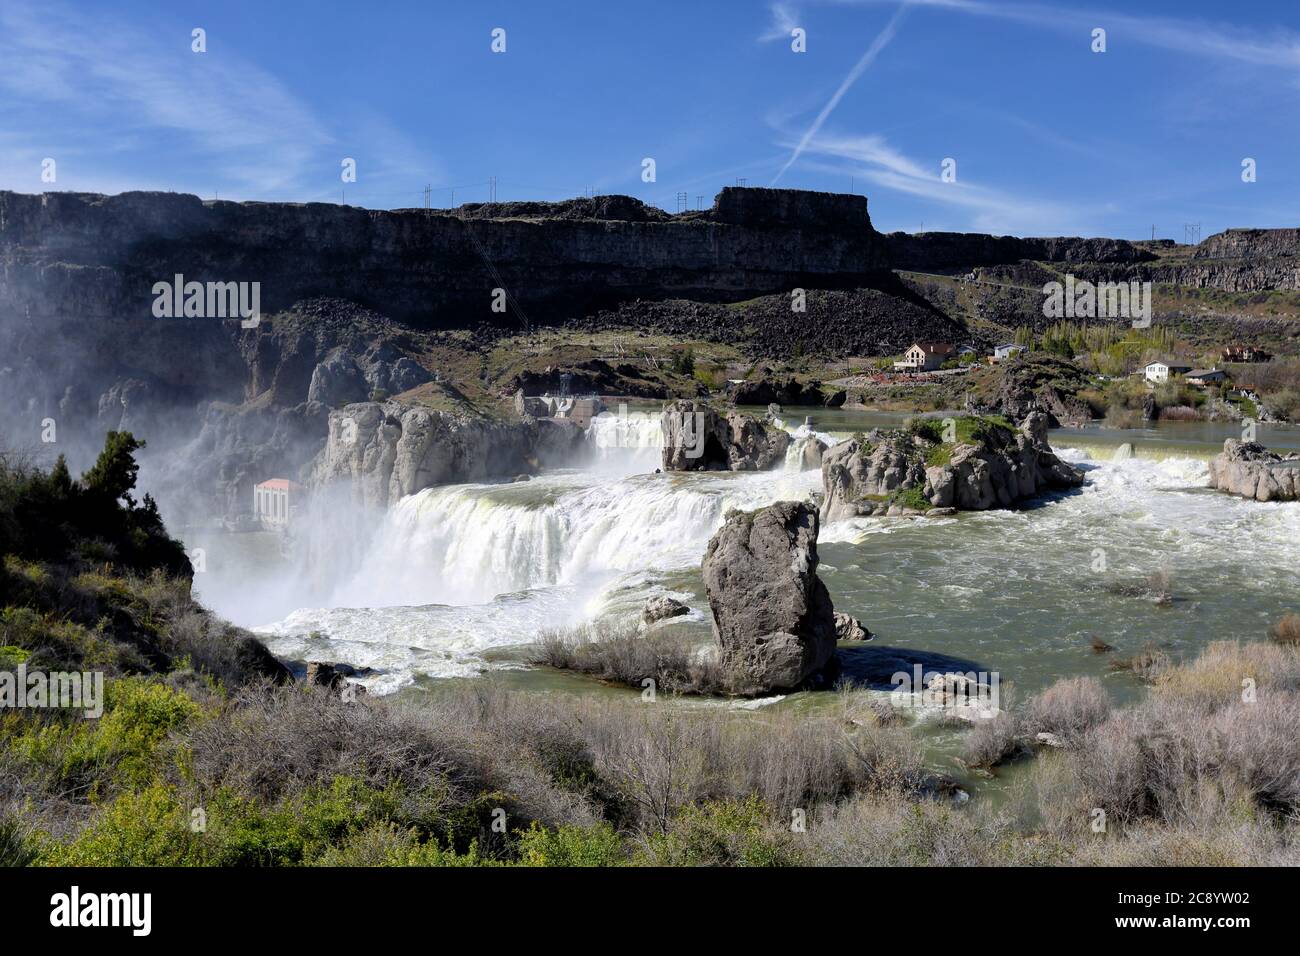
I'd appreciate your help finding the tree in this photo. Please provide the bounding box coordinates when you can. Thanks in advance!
[50,455,73,497]
[82,432,146,506]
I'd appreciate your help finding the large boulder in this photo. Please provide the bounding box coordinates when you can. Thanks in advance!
[660,400,790,471]
[834,612,872,642]
[820,432,926,521]
[1208,439,1300,501]
[702,501,839,692]
[643,595,690,624]
[820,413,1083,521]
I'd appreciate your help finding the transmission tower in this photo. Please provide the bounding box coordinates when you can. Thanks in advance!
[1183,222,1202,246]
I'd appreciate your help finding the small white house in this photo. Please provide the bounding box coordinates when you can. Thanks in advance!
[254,479,302,529]
[894,342,955,372]
[991,343,1028,362]
[1144,361,1192,384]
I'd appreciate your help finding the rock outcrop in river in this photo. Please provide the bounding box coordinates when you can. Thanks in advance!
[312,401,584,509]
[660,401,790,471]
[820,412,1083,520]
[702,501,840,693]
[1208,439,1300,502]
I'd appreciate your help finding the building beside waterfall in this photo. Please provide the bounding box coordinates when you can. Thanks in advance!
[253,479,302,529]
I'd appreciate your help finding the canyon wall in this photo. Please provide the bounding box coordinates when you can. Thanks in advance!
[0,187,891,327]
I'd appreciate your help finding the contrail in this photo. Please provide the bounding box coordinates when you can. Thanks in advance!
[771,0,913,186]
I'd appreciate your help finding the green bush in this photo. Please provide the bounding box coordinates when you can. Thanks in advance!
[38,783,203,866]
[643,796,799,866]
[517,822,626,867]
[12,676,202,794]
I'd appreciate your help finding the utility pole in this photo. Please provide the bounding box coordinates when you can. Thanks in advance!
[1183,222,1201,246]
[695,194,704,210]
[489,176,498,202]
[676,192,688,212]
[423,184,432,210]
[735,177,747,187]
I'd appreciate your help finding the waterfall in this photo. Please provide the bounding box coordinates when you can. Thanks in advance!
[583,408,665,474]
[328,467,821,609]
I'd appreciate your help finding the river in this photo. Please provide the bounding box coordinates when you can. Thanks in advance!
[187,410,1300,723]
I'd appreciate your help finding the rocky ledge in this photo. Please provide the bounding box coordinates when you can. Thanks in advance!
[820,412,1083,521]
[660,400,790,471]
[311,400,584,509]
[1208,439,1300,502]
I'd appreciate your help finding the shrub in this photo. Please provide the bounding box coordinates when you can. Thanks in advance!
[1269,613,1300,646]
[1103,405,1144,429]
[531,623,732,695]
[1024,677,1111,741]
[38,783,203,866]
[12,677,202,796]
[517,821,626,867]
[641,796,798,866]
[0,813,36,867]
[960,711,1024,768]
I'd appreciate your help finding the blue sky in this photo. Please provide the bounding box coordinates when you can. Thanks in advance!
[2,0,1299,239]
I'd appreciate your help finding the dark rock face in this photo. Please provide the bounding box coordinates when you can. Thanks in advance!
[1209,439,1300,501]
[885,231,1155,272]
[579,283,965,360]
[304,661,366,697]
[729,376,824,407]
[510,358,671,399]
[308,354,369,406]
[0,188,890,328]
[712,186,871,230]
[660,401,790,471]
[702,501,839,692]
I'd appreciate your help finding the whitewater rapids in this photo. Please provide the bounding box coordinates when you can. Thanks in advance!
[247,412,1300,696]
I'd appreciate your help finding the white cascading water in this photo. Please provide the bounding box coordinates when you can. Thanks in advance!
[248,413,1300,696]
[254,409,825,690]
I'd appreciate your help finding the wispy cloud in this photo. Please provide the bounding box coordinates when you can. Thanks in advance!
[0,0,447,203]
[759,2,802,42]
[770,1,913,185]
[0,1,335,196]
[842,0,1300,72]
[790,130,1097,234]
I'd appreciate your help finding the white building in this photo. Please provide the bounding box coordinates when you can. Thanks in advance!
[1144,361,1192,384]
[894,342,955,372]
[254,479,302,528]
[991,343,1028,362]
